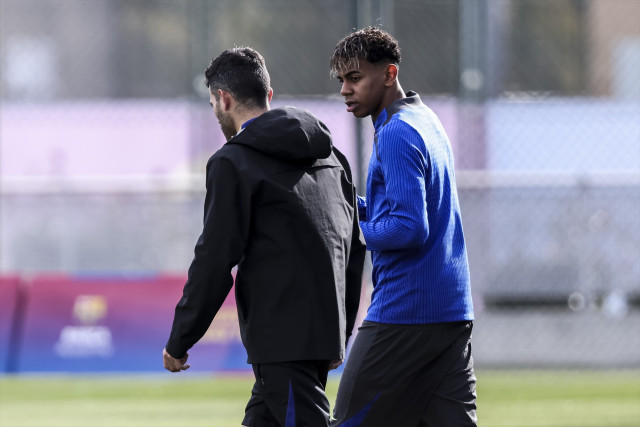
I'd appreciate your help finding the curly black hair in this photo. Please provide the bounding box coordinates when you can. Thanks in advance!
[330,27,401,77]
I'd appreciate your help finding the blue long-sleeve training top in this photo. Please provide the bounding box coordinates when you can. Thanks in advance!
[359,91,474,324]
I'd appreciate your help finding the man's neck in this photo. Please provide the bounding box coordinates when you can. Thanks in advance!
[372,85,405,123]
[233,107,269,134]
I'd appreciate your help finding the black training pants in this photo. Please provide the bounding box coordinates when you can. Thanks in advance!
[331,321,477,427]
[243,360,332,427]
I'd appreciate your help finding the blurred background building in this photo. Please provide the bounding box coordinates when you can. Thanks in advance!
[1,0,639,372]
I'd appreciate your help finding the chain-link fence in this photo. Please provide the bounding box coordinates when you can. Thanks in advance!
[1,0,639,369]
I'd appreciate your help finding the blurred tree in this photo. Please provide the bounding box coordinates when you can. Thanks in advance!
[506,0,587,95]
[0,0,599,99]
[394,0,459,96]
[115,0,191,98]
[204,0,350,96]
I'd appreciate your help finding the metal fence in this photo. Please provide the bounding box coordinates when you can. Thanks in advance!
[1,0,639,369]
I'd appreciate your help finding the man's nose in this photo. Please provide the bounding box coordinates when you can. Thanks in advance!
[340,82,351,96]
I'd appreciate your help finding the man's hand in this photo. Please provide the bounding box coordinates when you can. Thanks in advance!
[329,359,343,370]
[163,348,191,372]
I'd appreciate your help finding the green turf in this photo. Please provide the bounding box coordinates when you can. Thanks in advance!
[476,370,640,426]
[0,370,638,426]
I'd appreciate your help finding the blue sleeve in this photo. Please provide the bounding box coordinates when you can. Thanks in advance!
[357,195,367,220]
[360,121,429,251]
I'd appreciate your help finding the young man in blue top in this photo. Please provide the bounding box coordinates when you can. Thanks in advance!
[329,27,477,426]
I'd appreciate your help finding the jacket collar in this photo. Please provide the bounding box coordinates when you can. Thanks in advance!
[374,91,422,132]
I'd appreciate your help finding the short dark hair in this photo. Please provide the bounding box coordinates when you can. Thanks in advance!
[205,47,271,109]
[330,27,401,77]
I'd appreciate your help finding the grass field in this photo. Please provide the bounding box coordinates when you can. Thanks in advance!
[1,370,639,426]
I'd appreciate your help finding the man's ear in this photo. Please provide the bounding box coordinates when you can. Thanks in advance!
[218,89,234,112]
[267,88,273,102]
[384,64,399,87]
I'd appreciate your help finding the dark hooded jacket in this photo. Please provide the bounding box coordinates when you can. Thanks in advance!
[166,106,366,364]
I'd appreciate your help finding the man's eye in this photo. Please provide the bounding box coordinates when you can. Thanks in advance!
[351,77,360,82]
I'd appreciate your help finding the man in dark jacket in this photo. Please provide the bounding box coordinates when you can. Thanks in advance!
[162,47,366,427]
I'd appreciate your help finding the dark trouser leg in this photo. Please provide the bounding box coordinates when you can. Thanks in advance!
[419,340,477,427]
[331,321,476,427]
[243,360,331,427]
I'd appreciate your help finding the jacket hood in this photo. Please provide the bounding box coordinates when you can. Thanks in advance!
[228,107,332,164]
